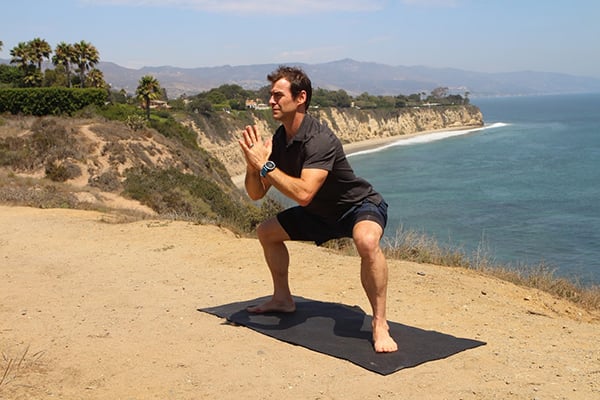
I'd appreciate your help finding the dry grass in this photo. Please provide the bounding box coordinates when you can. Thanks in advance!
[0,171,152,223]
[381,228,600,312]
[0,344,46,390]
[0,171,79,209]
[484,263,600,313]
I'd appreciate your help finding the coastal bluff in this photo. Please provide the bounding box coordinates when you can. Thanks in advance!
[187,105,483,177]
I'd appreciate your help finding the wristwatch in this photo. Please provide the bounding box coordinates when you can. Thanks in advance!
[260,161,276,178]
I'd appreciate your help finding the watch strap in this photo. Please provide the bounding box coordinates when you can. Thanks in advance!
[260,161,275,178]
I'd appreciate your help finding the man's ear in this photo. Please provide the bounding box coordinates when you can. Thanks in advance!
[296,90,308,109]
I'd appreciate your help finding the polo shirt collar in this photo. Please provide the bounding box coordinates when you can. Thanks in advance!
[286,113,313,147]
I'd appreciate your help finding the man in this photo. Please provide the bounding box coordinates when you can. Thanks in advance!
[239,66,398,353]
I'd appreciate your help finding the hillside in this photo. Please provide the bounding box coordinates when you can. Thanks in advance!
[0,114,255,226]
[0,105,483,216]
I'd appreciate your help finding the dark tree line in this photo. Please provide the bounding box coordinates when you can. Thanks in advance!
[173,83,470,115]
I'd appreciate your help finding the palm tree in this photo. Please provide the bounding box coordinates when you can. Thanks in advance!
[9,42,40,86]
[22,71,43,87]
[9,42,30,70]
[53,42,75,88]
[136,75,162,120]
[86,68,106,88]
[28,37,52,72]
[72,40,99,88]
[0,40,3,52]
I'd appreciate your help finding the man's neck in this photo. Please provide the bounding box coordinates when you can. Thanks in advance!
[282,111,306,141]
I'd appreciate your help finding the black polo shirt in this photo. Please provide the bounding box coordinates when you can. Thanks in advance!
[269,114,382,222]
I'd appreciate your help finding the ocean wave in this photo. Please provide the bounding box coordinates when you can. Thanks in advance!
[347,122,508,157]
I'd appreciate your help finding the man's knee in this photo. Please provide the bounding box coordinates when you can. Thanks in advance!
[353,221,383,255]
[257,217,289,245]
[256,219,273,243]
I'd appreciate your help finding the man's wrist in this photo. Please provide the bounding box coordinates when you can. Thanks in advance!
[246,165,260,175]
[260,161,276,178]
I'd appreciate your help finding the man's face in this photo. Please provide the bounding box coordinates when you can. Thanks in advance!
[269,78,302,121]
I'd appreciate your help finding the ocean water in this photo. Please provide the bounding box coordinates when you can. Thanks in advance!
[348,93,600,286]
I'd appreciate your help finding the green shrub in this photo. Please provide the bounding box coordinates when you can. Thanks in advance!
[95,103,143,121]
[124,168,238,221]
[45,160,81,182]
[90,170,121,191]
[122,167,283,233]
[126,114,147,131]
[149,118,198,150]
[0,88,107,115]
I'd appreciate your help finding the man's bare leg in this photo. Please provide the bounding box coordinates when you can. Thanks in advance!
[247,217,296,313]
[353,221,398,353]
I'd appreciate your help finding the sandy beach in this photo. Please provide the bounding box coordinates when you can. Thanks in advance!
[1,205,598,399]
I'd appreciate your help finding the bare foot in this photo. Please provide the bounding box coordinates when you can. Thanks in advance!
[372,320,398,353]
[247,298,296,314]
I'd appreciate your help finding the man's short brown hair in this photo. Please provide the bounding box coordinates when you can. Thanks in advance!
[267,65,312,110]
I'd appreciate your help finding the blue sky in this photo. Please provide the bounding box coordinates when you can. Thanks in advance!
[2,0,599,78]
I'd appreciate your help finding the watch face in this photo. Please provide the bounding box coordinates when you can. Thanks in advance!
[260,161,276,177]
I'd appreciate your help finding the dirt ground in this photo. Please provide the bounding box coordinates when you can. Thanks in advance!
[1,205,599,399]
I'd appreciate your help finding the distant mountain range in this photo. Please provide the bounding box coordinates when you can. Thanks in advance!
[3,58,600,98]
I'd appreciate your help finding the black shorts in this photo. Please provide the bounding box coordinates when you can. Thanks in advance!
[276,199,388,246]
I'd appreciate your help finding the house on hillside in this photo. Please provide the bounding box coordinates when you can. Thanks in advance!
[149,100,171,110]
[245,99,269,110]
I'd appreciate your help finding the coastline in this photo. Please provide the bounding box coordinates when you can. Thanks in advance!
[342,125,479,155]
[231,125,482,188]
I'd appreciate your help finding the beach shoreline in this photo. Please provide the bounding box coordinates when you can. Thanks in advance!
[342,125,481,155]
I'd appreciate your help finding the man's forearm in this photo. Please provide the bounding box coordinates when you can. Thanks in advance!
[245,168,268,200]
[264,168,326,207]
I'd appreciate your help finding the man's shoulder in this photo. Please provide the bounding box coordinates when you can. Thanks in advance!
[303,114,336,139]
[304,113,327,129]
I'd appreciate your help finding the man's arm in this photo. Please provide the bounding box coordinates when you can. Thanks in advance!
[244,166,271,200]
[238,124,328,204]
[239,125,273,200]
[264,167,328,207]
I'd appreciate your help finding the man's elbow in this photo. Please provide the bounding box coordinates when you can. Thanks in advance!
[296,192,315,207]
[245,185,265,201]
[247,191,265,201]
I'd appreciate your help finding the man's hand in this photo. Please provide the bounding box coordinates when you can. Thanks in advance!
[239,125,273,200]
[239,125,272,171]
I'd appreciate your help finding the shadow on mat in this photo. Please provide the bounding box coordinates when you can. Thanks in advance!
[228,297,372,342]
[199,296,486,375]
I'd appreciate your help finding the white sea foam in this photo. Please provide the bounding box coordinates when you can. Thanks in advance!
[347,122,508,157]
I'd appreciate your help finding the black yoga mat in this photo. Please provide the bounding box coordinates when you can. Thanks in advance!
[199,296,485,375]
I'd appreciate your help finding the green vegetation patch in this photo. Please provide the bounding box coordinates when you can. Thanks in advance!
[0,88,107,115]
